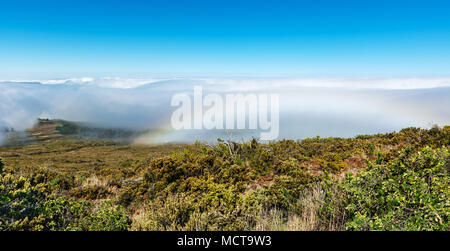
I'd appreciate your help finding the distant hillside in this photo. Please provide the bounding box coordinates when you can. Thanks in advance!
[0,119,150,146]
[54,119,145,140]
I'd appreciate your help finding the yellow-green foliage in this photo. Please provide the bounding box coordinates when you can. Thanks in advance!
[321,146,449,230]
[124,127,449,230]
[1,126,449,231]
[0,159,130,231]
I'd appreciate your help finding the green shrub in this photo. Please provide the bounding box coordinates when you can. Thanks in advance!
[0,169,91,231]
[322,146,449,231]
[0,163,129,231]
[84,200,130,231]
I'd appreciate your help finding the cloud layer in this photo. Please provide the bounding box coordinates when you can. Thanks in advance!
[1,77,449,144]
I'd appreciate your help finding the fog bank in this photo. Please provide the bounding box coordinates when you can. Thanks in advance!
[1,77,449,144]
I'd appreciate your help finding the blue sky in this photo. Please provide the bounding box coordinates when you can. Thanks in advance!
[1,0,449,78]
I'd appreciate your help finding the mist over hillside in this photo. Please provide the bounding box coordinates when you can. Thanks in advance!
[1,77,450,144]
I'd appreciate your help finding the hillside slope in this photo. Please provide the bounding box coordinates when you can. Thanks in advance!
[0,122,448,231]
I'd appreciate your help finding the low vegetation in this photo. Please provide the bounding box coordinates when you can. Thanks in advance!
[0,120,448,230]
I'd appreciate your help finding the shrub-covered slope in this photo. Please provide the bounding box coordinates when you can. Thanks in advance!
[0,126,449,230]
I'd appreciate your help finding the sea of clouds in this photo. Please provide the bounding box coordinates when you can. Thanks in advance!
[1,77,450,144]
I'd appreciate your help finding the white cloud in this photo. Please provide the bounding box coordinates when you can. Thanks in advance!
[0,77,171,89]
[201,77,450,90]
[0,77,449,144]
[3,77,450,90]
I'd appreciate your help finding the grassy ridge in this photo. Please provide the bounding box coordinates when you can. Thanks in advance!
[0,123,449,230]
